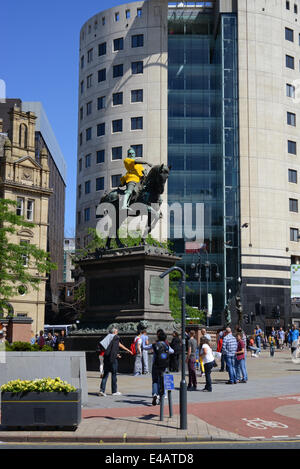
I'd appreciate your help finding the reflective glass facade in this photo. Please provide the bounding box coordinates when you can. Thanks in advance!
[168,8,240,323]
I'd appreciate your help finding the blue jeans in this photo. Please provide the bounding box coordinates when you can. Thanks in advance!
[100,358,118,394]
[235,358,248,382]
[256,335,261,352]
[152,366,164,396]
[224,355,236,383]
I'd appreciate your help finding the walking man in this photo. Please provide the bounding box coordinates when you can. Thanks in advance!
[277,327,285,350]
[288,324,300,355]
[254,324,262,353]
[222,327,238,384]
[187,330,198,391]
[99,328,133,396]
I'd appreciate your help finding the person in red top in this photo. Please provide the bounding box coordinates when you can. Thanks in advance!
[235,333,248,383]
[217,328,226,372]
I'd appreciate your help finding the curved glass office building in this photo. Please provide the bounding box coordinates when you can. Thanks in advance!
[77,0,300,329]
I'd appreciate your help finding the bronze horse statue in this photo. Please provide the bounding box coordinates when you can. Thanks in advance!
[97,164,170,249]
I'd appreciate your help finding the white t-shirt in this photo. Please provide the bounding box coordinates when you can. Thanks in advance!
[134,336,142,355]
[201,344,215,364]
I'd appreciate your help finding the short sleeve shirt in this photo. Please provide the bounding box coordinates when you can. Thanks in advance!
[188,338,197,360]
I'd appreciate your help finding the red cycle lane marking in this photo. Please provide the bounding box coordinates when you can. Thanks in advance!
[188,395,300,438]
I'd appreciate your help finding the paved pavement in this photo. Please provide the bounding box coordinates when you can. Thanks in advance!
[1,348,300,443]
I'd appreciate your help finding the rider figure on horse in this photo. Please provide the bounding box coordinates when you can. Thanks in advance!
[120,147,152,211]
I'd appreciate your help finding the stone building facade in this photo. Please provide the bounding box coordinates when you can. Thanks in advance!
[0,106,52,333]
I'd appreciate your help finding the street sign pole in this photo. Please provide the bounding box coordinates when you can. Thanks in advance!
[160,266,187,430]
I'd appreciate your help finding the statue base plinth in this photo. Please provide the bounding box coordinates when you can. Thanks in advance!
[67,245,180,372]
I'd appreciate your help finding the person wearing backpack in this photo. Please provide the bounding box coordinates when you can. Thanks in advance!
[133,330,143,376]
[99,327,133,397]
[143,329,174,406]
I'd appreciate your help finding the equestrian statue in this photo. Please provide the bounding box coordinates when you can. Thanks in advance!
[97,147,170,249]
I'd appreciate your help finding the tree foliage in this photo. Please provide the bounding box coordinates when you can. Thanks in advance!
[0,198,57,316]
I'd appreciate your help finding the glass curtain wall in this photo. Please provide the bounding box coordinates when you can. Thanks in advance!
[167,8,239,323]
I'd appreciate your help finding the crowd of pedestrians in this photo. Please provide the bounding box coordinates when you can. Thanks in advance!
[30,329,66,351]
[97,323,300,404]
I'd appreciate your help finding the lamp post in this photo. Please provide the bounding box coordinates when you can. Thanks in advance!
[191,257,220,327]
[160,266,187,430]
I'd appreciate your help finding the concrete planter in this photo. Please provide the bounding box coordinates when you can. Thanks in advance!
[1,389,81,428]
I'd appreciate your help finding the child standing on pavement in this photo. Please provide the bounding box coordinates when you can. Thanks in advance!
[268,335,276,357]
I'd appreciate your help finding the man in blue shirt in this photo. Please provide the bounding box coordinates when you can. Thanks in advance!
[288,324,299,354]
[254,325,262,353]
[222,327,237,384]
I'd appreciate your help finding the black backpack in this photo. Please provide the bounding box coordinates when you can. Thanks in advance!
[153,341,170,370]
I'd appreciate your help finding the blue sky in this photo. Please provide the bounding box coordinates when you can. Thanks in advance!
[1,0,130,237]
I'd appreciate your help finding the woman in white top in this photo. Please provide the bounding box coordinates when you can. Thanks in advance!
[199,337,215,392]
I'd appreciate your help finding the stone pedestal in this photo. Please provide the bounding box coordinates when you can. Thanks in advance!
[68,245,180,372]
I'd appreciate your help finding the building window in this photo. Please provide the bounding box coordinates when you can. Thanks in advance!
[131,116,143,130]
[287,1,290,9]
[131,34,144,48]
[81,55,84,69]
[112,119,123,133]
[132,61,143,74]
[111,174,121,187]
[113,37,124,51]
[285,27,294,42]
[96,177,105,191]
[131,144,143,158]
[115,12,120,21]
[97,96,106,110]
[295,3,298,13]
[85,153,91,168]
[286,55,295,69]
[102,16,105,25]
[79,158,82,172]
[131,89,143,102]
[86,128,92,141]
[85,180,91,194]
[137,8,142,17]
[87,74,93,88]
[79,133,83,146]
[287,83,295,98]
[97,149,105,164]
[113,92,123,106]
[84,207,90,222]
[78,184,82,198]
[288,168,297,183]
[80,81,84,94]
[98,68,106,82]
[98,42,107,56]
[86,101,92,115]
[112,146,122,160]
[97,123,105,137]
[287,111,296,126]
[87,48,93,62]
[16,197,24,217]
[126,9,130,19]
[290,227,299,241]
[26,200,34,221]
[113,64,123,78]
[290,198,298,212]
[80,107,83,120]
[20,240,29,266]
[77,211,81,225]
[288,140,297,154]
